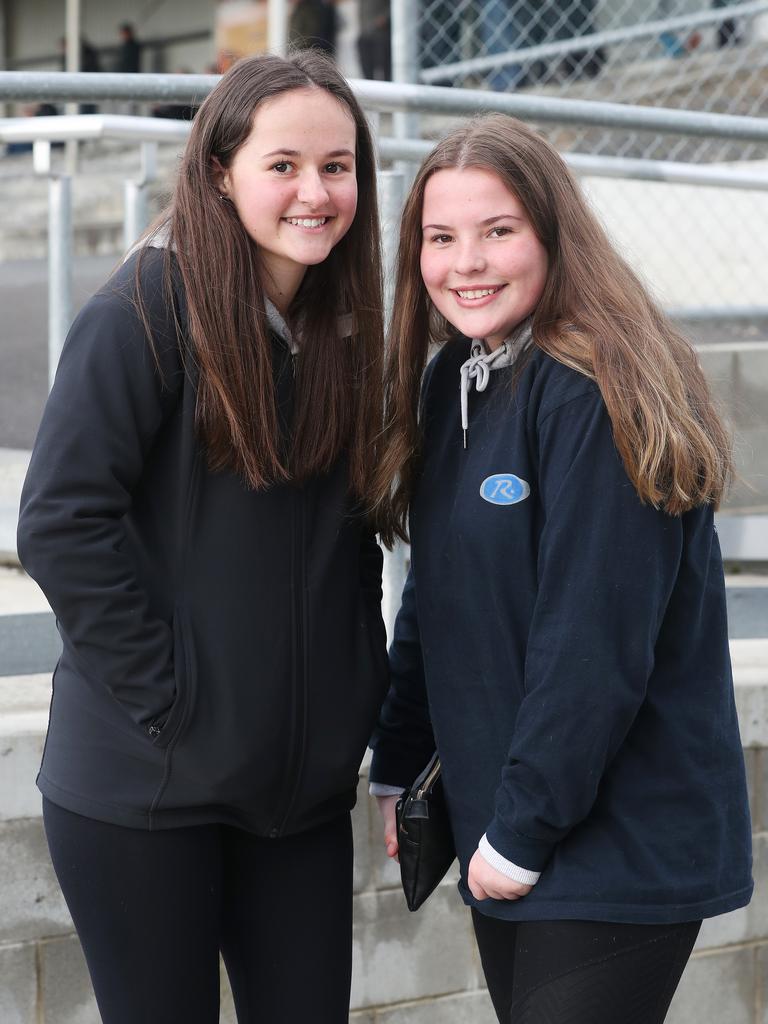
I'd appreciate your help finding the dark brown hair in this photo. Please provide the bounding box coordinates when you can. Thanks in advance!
[138,50,384,502]
[374,114,732,545]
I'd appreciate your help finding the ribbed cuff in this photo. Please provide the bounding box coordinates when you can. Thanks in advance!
[369,782,406,797]
[478,834,541,885]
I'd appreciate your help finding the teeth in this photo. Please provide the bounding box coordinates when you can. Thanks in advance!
[285,217,327,228]
[456,287,501,299]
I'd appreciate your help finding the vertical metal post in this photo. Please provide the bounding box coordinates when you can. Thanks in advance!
[268,0,289,56]
[377,168,409,640]
[0,0,8,118]
[48,176,73,390]
[391,0,420,173]
[124,142,157,251]
[124,180,147,252]
[65,0,81,174]
[377,168,404,332]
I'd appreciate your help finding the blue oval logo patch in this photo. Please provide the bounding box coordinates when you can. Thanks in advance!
[480,473,530,505]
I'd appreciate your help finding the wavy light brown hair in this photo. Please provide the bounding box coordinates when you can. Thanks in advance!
[375,114,731,545]
[138,50,384,503]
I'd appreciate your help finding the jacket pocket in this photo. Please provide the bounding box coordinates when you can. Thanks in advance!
[149,608,193,750]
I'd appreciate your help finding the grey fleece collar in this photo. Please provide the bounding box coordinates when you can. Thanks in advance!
[459,319,533,449]
[265,301,299,354]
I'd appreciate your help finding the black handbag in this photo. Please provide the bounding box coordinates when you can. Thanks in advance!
[395,752,456,912]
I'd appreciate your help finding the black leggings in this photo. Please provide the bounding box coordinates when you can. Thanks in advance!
[472,909,701,1024]
[43,798,353,1024]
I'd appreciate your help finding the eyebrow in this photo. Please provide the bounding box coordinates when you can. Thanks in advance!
[422,214,524,231]
[261,148,355,159]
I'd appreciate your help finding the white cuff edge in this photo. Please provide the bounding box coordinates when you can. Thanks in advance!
[478,834,541,885]
[369,783,406,797]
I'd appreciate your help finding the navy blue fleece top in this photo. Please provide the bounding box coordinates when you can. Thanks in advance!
[370,338,753,923]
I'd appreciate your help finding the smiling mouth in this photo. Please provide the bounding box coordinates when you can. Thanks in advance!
[282,216,332,228]
[453,285,506,300]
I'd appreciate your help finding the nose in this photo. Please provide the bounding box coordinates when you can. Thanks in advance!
[454,242,486,276]
[297,171,330,209]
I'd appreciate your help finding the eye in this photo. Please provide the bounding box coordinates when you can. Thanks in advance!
[429,233,453,245]
[488,226,513,238]
[271,161,294,174]
[324,161,348,174]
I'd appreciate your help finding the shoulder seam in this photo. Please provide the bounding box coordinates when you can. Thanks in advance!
[538,387,600,429]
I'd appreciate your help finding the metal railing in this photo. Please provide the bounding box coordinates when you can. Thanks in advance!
[3,70,768,141]
[1,71,767,574]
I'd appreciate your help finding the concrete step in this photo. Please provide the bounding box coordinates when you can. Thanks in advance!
[0,449,28,565]
[1,641,766,824]
[1,579,767,678]
[0,645,765,1024]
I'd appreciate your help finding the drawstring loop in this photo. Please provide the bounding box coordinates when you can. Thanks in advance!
[458,320,533,449]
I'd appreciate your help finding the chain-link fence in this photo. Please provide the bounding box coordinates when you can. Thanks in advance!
[412,0,768,312]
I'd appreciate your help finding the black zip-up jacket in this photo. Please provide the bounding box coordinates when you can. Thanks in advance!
[370,338,753,923]
[18,250,389,835]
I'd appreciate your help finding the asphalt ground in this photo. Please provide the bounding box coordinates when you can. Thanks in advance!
[1,255,767,451]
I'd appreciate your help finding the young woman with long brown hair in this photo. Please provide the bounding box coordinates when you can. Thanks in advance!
[369,114,752,1024]
[17,51,387,1024]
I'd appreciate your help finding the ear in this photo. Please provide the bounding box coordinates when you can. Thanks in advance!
[211,156,230,197]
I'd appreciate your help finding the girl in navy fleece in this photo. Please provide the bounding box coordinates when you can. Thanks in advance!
[370,115,752,1023]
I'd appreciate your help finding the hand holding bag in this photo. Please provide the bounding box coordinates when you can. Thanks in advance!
[395,752,456,911]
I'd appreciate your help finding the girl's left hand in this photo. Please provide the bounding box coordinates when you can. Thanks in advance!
[467,850,533,901]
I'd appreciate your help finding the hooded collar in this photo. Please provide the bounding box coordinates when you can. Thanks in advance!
[459,319,533,449]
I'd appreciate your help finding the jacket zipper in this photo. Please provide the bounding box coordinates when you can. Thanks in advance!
[269,484,309,838]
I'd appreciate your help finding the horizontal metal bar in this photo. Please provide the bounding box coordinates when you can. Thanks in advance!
[692,340,768,352]
[677,309,768,322]
[356,81,768,143]
[378,137,768,192]
[0,71,217,103]
[377,136,433,162]
[0,113,191,143]
[3,73,768,143]
[420,0,768,82]
[566,153,768,191]
[6,118,767,197]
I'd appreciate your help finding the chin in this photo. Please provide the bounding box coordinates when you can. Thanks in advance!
[291,246,335,267]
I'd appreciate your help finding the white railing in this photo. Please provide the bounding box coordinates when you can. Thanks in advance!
[1,72,767,576]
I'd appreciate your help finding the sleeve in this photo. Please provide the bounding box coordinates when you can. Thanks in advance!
[484,390,684,871]
[16,256,185,739]
[478,835,541,885]
[368,567,437,788]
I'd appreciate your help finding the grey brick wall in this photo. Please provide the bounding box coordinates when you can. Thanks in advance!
[0,641,766,1023]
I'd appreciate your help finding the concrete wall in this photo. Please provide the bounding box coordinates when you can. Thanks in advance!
[0,640,766,1023]
[5,0,216,72]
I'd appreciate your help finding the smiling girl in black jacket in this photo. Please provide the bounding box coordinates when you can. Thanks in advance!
[370,114,752,1024]
[18,52,387,1024]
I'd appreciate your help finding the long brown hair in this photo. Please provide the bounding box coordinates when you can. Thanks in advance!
[375,114,731,545]
[138,50,384,503]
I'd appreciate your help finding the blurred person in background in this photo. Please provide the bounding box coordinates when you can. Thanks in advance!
[289,0,339,56]
[116,22,141,73]
[357,0,391,80]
